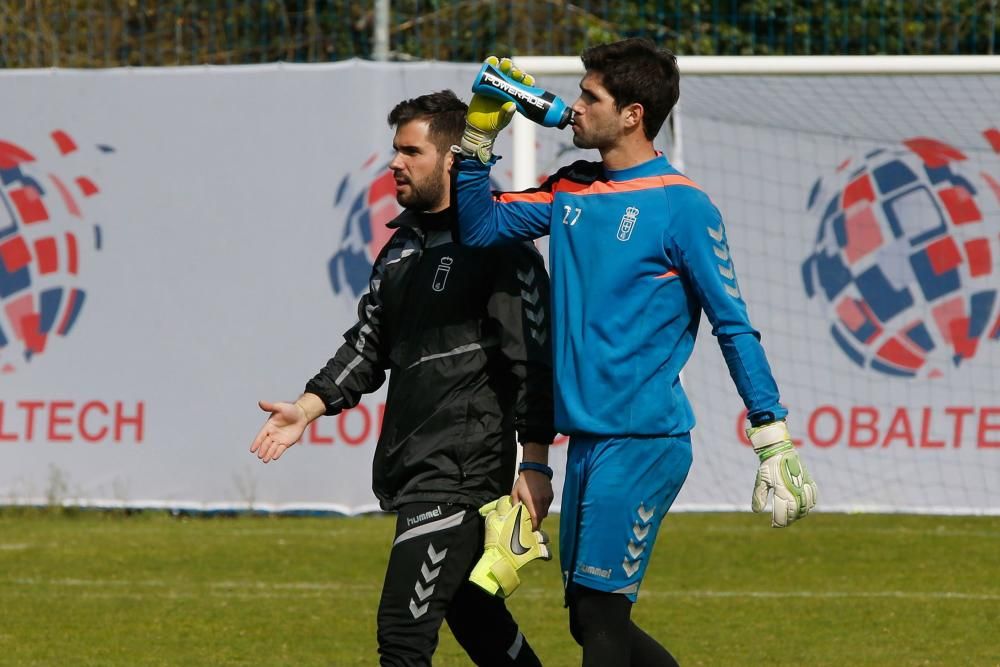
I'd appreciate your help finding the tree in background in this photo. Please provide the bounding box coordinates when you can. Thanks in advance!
[1,0,997,68]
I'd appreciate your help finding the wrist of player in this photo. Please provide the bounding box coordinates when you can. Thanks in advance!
[294,393,326,423]
[518,441,551,478]
[518,462,553,479]
[516,442,553,479]
[458,123,497,162]
[747,419,793,460]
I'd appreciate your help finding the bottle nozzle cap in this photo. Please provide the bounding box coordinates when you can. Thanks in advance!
[558,108,576,129]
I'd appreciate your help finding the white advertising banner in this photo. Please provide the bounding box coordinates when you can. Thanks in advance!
[2,63,998,514]
[676,74,1000,514]
[1,62,508,513]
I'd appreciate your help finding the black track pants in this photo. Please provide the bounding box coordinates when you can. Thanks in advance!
[376,502,542,667]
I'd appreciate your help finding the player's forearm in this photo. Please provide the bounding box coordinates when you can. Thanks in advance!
[454,159,503,246]
[455,159,550,245]
[511,361,556,448]
[304,325,387,415]
[718,331,787,426]
[520,441,550,464]
[515,413,556,452]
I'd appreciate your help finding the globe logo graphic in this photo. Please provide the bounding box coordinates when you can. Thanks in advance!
[0,131,107,374]
[328,152,400,299]
[802,136,1000,378]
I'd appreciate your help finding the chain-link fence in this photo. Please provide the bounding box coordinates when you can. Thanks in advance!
[1,0,998,68]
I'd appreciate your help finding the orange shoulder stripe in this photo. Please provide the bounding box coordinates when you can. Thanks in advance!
[556,174,702,196]
[497,190,553,204]
[495,174,701,204]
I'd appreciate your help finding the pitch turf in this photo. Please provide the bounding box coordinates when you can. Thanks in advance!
[1,510,997,666]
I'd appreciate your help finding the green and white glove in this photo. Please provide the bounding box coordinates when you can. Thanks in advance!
[748,420,818,528]
[459,56,534,164]
[469,495,551,598]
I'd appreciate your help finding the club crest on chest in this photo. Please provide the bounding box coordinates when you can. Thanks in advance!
[432,256,453,292]
[617,206,640,241]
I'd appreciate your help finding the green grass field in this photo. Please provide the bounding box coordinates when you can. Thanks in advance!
[1,510,998,666]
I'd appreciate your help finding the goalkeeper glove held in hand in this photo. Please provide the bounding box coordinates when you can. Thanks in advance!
[469,495,551,597]
[748,420,818,527]
[458,57,533,164]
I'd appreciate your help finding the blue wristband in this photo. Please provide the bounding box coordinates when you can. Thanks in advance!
[518,461,553,479]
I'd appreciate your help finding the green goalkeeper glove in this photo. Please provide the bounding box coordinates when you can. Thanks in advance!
[748,420,818,528]
[469,495,551,598]
[459,56,534,164]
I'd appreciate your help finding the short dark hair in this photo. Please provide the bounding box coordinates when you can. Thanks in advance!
[581,38,679,140]
[387,90,468,153]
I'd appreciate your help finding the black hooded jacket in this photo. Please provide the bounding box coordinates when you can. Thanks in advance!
[305,207,555,510]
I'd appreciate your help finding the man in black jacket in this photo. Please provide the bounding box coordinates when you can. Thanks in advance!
[250,90,555,667]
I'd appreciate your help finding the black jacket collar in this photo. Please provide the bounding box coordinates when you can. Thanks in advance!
[387,206,455,232]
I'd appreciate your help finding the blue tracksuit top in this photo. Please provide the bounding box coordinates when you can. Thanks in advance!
[455,153,787,437]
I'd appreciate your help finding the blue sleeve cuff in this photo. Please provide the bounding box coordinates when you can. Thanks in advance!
[455,154,500,170]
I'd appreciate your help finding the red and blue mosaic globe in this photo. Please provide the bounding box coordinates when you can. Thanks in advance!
[0,132,103,374]
[328,152,400,300]
[802,136,1000,378]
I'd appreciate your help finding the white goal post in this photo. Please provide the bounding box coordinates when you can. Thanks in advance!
[509,55,1000,189]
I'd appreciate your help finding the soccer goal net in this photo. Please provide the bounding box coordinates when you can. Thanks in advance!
[516,56,1000,515]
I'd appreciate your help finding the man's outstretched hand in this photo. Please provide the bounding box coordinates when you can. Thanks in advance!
[250,400,309,463]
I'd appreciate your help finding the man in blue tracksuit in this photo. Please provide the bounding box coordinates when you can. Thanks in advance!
[452,40,818,666]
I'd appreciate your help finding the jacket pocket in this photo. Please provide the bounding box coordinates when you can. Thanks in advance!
[456,395,505,481]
